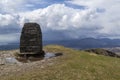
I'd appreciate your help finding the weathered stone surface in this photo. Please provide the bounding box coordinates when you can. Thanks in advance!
[85,48,120,58]
[20,23,44,55]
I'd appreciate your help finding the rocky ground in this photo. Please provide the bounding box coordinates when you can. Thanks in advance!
[0,49,58,78]
[85,48,120,58]
[104,47,120,56]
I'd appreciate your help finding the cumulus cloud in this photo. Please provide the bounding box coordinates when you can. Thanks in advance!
[19,5,99,29]
[18,4,102,39]
[67,0,120,37]
[0,0,120,44]
[0,14,14,26]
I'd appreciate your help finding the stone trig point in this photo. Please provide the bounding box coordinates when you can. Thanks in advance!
[20,23,44,56]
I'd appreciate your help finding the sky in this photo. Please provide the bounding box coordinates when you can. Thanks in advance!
[0,0,120,44]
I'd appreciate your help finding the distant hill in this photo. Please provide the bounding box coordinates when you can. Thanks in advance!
[44,38,120,49]
[0,43,19,50]
[1,38,120,50]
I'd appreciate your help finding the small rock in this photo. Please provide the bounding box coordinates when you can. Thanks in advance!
[55,53,63,57]
[0,58,5,65]
[40,65,44,68]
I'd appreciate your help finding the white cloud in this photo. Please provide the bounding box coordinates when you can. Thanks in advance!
[67,0,120,37]
[0,14,14,26]
[0,3,102,42]
[0,0,120,44]
[18,4,101,31]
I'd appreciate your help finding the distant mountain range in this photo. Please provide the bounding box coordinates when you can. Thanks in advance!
[1,38,120,50]
[0,43,19,50]
[44,38,120,49]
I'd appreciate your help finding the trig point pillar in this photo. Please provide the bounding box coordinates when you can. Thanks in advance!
[20,23,44,56]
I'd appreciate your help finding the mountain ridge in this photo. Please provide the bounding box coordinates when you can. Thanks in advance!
[1,38,120,50]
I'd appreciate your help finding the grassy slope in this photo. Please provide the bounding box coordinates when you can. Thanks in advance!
[2,45,120,80]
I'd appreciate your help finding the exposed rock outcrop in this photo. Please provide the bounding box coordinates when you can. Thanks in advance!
[85,48,120,58]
